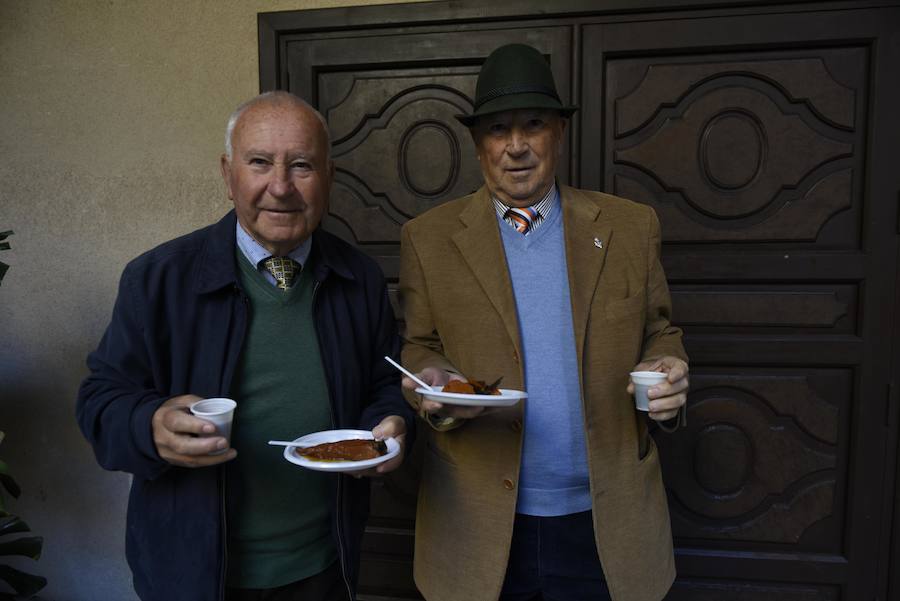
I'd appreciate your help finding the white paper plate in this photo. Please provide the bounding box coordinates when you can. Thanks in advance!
[415,387,526,407]
[282,429,399,472]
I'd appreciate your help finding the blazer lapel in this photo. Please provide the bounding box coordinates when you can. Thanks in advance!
[452,188,522,351]
[561,185,612,358]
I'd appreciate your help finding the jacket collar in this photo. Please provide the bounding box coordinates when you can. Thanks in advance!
[452,186,522,351]
[309,229,356,283]
[195,211,241,295]
[450,184,613,358]
[559,185,611,359]
[194,210,354,295]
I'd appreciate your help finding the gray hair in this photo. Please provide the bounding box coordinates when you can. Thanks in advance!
[223,91,331,162]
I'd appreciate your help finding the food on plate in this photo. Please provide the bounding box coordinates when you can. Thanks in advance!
[442,377,503,395]
[295,438,388,462]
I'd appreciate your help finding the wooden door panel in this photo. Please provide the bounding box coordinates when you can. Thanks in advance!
[667,581,839,601]
[579,7,897,601]
[657,368,847,549]
[670,285,856,334]
[280,26,574,277]
[258,3,900,600]
[323,68,482,244]
[605,48,865,245]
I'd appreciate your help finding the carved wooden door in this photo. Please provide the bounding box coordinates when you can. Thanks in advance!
[259,2,900,600]
[582,7,900,601]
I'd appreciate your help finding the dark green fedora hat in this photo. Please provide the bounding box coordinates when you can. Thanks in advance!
[456,43,578,127]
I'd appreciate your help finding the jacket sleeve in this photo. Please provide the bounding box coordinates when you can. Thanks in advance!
[640,208,687,362]
[639,207,689,430]
[76,266,170,480]
[356,263,418,447]
[398,223,461,376]
[397,222,467,432]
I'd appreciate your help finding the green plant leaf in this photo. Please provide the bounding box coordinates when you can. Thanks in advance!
[0,515,29,537]
[0,536,42,560]
[0,460,21,500]
[0,430,45,597]
[0,231,11,286]
[0,564,48,597]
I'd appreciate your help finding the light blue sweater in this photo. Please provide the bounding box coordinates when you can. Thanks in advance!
[499,192,592,516]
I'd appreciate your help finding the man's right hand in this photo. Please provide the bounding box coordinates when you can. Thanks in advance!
[151,394,237,467]
[401,367,493,420]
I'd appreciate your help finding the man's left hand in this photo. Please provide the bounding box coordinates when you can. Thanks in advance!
[347,415,407,479]
[627,356,689,422]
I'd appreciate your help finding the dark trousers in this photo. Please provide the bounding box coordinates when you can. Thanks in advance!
[500,511,612,601]
[225,561,348,601]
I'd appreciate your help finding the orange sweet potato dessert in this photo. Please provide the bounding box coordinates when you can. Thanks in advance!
[442,378,502,395]
[296,439,387,462]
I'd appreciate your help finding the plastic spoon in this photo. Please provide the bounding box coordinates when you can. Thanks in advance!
[383,355,434,392]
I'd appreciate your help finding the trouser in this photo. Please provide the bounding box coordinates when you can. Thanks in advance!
[225,561,348,601]
[500,511,612,601]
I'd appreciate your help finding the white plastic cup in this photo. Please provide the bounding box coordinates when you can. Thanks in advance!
[189,398,237,454]
[629,371,667,412]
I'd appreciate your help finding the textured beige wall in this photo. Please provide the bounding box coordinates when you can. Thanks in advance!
[0,1,427,598]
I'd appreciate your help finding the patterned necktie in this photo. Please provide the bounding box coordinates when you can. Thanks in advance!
[506,206,540,235]
[263,256,300,290]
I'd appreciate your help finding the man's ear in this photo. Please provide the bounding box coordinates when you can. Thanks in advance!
[557,115,568,137]
[555,117,568,154]
[220,155,234,200]
[468,127,484,164]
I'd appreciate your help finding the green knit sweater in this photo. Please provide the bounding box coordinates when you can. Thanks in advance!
[225,252,336,589]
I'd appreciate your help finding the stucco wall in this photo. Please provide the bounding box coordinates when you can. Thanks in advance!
[0,1,426,599]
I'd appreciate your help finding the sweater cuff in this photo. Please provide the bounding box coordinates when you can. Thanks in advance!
[131,397,171,478]
[420,407,464,432]
[656,404,687,433]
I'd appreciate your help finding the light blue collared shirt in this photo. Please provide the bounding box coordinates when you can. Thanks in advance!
[235,223,312,288]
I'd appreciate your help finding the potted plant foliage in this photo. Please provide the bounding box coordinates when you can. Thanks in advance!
[0,433,46,600]
[0,231,46,599]
[0,231,11,286]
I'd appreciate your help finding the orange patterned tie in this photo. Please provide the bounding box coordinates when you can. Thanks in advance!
[263,256,300,290]
[505,207,539,234]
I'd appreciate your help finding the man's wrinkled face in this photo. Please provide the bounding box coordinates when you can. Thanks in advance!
[220,102,333,256]
[471,109,566,208]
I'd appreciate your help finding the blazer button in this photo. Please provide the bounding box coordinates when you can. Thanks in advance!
[503,479,515,491]
[512,349,519,363]
[510,419,522,432]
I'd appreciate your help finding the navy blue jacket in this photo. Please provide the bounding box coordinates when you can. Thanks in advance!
[76,211,415,601]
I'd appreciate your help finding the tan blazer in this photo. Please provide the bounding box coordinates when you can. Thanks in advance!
[399,185,688,601]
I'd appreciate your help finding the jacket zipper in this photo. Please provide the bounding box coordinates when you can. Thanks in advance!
[312,279,354,601]
[218,466,229,601]
[218,287,250,601]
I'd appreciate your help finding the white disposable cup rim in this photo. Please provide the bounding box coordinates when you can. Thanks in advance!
[190,398,236,417]
[630,371,667,385]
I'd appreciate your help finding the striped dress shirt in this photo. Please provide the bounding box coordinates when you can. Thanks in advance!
[491,184,557,235]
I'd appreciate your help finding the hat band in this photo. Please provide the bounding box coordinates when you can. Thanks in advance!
[473,83,561,111]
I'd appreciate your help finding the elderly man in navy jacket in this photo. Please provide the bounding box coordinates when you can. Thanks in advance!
[77,91,414,601]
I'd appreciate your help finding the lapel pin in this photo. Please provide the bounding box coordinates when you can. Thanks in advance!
[593,238,603,249]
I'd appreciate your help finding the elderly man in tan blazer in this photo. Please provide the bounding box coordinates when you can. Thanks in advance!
[399,44,689,601]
